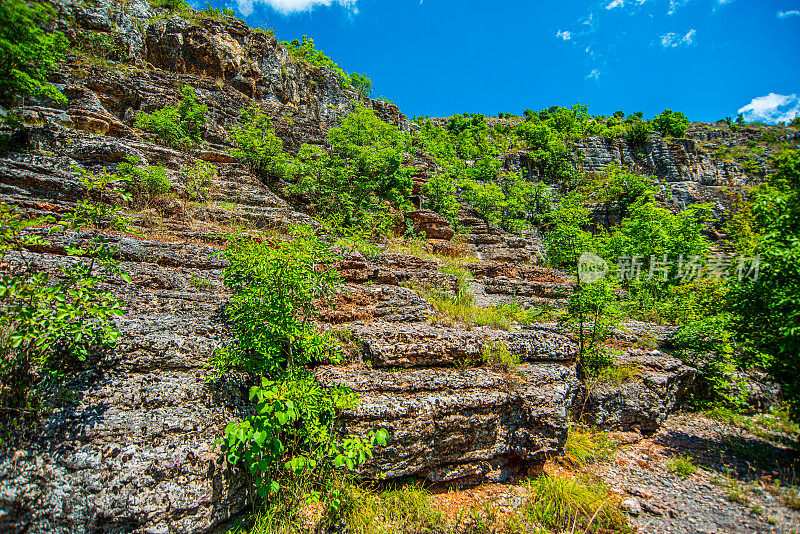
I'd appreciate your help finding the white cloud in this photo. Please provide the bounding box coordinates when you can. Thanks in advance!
[235,0,356,16]
[667,0,689,15]
[660,28,696,47]
[778,10,800,18]
[738,93,800,124]
[556,30,572,40]
[605,0,648,9]
[587,69,601,80]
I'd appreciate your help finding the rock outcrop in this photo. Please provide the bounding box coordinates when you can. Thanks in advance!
[575,350,696,433]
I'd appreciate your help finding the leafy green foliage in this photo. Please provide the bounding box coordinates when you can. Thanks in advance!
[293,104,413,231]
[0,167,133,434]
[134,86,207,148]
[564,277,623,376]
[148,0,190,11]
[215,227,389,505]
[230,105,291,179]
[213,228,342,376]
[218,371,387,498]
[544,191,592,268]
[729,150,800,421]
[116,156,172,205]
[652,109,690,138]
[0,0,67,104]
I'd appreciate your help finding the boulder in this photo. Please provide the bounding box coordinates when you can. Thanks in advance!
[576,349,696,433]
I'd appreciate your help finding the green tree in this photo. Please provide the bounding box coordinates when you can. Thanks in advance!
[134,86,207,148]
[214,227,388,505]
[565,277,623,376]
[652,109,690,138]
[347,73,373,98]
[729,150,800,421]
[213,227,341,376]
[230,105,290,179]
[0,167,133,435]
[294,104,413,230]
[0,0,67,104]
[544,192,592,269]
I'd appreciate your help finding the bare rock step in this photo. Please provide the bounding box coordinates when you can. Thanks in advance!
[315,362,579,481]
[320,283,432,324]
[349,322,577,368]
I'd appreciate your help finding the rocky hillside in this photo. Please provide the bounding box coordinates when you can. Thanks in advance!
[0,2,798,533]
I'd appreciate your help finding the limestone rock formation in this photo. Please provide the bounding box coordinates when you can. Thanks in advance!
[576,349,696,433]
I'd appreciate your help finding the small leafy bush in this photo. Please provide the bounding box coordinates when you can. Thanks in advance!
[564,277,622,377]
[0,0,67,103]
[293,104,413,231]
[215,227,390,503]
[626,120,650,145]
[230,105,291,179]
[652,109,690,138]
[281,36,373,93]
[0,167,133,437]
[213,227,342,376]
[116,156,172,205]
[134,86,207,148]
[218,371,388,498]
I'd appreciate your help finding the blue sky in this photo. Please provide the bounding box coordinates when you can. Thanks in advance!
[203,0,800,123]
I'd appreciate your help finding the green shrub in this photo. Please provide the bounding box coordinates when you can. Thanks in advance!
[213,227,342,376]
[148,0,190,11]
[729,150,800,422]
[293,104,413,231]
[218,371,387,499]
[0,167,133,438]
[0,0,67,104]
[652,109,690,138]
[215,226,389,503]
[347,72,373,97]
[543,191,592,269]
[281,36,373,93]
[230,105,291,179]
[134,86,207,148]
[116,156,172,205]
[565,277,623,377]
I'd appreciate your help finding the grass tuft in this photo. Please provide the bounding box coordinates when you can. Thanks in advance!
[524,474,631,533]
[667,455,697,477]
[563,427,618,468]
